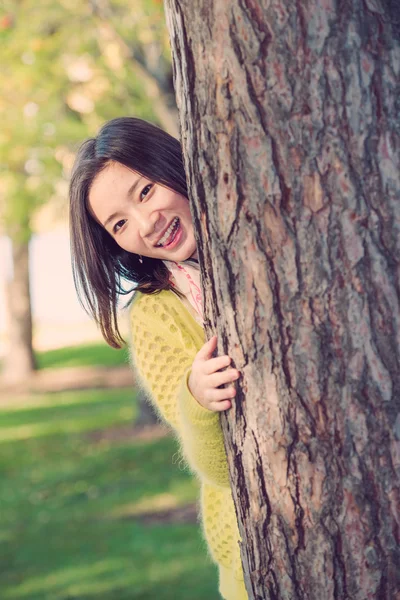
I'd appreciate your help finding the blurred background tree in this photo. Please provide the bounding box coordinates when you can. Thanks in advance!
[0,0,177,383]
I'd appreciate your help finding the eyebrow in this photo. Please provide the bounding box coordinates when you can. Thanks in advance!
[103,176,143,229]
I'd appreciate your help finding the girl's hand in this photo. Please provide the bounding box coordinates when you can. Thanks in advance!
[188,335,240,412]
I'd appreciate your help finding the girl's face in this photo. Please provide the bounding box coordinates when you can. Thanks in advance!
[88,161,198,262]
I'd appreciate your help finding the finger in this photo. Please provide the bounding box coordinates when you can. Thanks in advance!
[205,386,237,402]
[208,369,240,388]
[209,399,232,412]
[196,335,218,361]
[204,355,231,375]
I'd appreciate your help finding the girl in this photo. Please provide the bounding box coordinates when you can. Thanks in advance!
[69,117,247,600]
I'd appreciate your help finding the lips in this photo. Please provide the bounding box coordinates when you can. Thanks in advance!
[163,220,181,248]
[156,217,180,247]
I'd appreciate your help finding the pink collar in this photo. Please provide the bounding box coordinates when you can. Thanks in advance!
[163,260,204,326]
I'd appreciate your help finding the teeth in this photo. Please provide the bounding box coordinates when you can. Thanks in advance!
[157,217,179,247]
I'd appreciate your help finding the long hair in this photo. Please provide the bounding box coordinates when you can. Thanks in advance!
[69,117,188,348]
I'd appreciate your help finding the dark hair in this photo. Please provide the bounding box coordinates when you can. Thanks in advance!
[69,117,188,348]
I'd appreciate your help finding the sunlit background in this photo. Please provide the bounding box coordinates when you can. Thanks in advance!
[0,1,218,598]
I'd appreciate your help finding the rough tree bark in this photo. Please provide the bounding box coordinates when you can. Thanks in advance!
[164,1,400,599]
[2,236,36,383]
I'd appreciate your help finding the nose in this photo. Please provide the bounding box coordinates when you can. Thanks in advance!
[134,206,160,239]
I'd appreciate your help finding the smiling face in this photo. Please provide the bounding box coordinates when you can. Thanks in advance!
[88,161,198,262]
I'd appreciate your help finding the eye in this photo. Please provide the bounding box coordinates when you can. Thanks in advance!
[140,183,152,201]
[113,219,127,234]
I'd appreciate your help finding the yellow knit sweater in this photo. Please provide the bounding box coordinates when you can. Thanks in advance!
[129,289,248,600]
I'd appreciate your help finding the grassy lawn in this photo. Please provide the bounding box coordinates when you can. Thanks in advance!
[0,358,219,598]
[35,342,130,370]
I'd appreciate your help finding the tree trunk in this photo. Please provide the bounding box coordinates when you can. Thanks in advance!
[2,236,36,383]
[136,389,159,426]
[164,1,400,598]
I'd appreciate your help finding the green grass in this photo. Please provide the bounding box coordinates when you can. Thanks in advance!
[0,388,219,599]
[36,342,130,370]
[0,389,135,441]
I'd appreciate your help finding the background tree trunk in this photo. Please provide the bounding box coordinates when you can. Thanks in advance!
[136,389,159,427]
[164,1,400,598]
[2,236,36,383]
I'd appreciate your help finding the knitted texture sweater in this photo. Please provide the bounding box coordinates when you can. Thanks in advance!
[129,289,248,600]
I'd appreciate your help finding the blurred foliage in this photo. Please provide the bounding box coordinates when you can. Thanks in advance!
[0,0,174,241]
[0,387,218,599]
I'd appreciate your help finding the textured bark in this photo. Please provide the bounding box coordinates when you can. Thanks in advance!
[164,1,400,599]
[2,237,36,383]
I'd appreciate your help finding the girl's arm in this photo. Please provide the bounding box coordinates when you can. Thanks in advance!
[129,291,231,488]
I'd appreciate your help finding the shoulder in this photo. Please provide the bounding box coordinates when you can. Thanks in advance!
[129,289,204,346]
[130,288,184,321]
